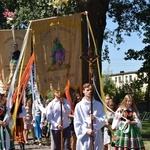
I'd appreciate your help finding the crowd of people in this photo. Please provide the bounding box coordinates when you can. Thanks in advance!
[0,82,146,150]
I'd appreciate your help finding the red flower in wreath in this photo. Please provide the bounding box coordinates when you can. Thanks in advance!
[3,9,17,25]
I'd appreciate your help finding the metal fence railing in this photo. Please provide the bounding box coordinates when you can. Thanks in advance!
[140,112,150,121]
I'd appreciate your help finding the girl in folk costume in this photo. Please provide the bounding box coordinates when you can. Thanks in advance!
[104,99,116,150]
[23,98,35,144]
[0,94,15,150]
[11,95,26,150]
[112,94,145,150]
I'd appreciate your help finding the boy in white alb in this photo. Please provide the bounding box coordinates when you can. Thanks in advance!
[74,83,106,150]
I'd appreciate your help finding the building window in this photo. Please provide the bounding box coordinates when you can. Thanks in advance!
[115,77,117,83]
[129,75,132,82]
[119,76,121,83]
[125,76,128,83]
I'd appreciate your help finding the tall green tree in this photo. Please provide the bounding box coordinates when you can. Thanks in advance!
[0,1,6,29]
[1,0,148,59]
[124,3,150,110]
[1,0,149,94]
[102,73,116,97]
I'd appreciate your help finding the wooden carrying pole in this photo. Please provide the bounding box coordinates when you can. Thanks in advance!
[90,85,94,150]
[60,100,63,150]
[80,47,99,150]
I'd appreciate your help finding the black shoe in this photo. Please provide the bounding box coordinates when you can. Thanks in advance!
[20,143,25,150]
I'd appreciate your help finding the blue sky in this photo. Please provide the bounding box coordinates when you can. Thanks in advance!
[102,19,145,74]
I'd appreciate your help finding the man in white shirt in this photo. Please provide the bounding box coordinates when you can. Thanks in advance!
[46,88,71,150]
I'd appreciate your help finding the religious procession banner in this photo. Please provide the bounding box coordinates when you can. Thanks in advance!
[31,13,82,95]
[0,30,32,87]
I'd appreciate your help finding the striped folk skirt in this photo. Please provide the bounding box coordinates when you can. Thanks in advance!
[0,126,15,150]
[114,124,145,149]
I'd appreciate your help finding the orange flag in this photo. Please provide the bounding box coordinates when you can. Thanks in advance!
[64,80,74,114]
[11,53,34,136]
[11,53,34,105]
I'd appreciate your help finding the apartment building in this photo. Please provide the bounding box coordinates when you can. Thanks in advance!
[109,71,147,92]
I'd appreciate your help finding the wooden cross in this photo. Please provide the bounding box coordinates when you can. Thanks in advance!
[80,46,99,150]
[80,47,99,84]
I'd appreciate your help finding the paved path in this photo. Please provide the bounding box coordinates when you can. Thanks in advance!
[14,138,51,150]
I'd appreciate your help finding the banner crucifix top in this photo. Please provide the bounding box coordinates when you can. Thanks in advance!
[80,46,99,84]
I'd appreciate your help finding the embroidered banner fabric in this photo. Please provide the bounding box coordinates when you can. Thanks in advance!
[31,13,82,94]
[0,30,31,86]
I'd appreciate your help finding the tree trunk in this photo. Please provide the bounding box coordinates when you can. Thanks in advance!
[86,0,110,97]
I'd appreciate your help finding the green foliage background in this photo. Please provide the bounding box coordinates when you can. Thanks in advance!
[0,0,149,107]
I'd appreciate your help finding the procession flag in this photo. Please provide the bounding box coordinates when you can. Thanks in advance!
[30,13,82,95]
[0,30,31,87]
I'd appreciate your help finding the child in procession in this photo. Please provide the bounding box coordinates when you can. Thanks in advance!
[112,94,145,150]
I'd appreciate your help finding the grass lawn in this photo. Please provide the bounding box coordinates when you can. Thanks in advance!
[141,121,150,138]
[144,140,150,150]
[141,121,150,150]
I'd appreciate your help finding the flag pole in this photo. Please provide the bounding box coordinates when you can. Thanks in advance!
[57,83,63,150]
